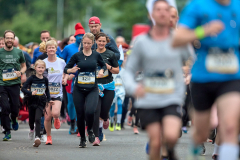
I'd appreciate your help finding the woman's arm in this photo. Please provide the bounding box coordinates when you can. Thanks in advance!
[64,54,80,74]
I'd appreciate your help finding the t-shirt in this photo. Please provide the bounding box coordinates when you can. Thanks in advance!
[43,57,66,98]
[60,43,79,64]
[0,47,26,86]
[21,75,51,101]
[32,46,61,64]
[179,0,240,83]
[122,34,194,109]
[97,49,119,84]
[64,51,107,90]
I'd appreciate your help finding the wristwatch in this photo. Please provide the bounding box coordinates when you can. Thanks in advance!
[110,66,112,70]
[20,72,23,75]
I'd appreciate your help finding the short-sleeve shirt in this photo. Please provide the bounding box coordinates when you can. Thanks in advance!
[0,47,26,86]
[179,0,240,83]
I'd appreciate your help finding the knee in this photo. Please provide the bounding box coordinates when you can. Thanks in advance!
[35,117,41,124]
[150,139,161,150]
[164,132,179,145]
[222,124,237,137]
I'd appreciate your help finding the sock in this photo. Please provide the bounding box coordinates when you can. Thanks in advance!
[110,116,114,123]
[117,114,122,124]
[99,120,103,128]
[212,143,219,156]
[219,143,239,160]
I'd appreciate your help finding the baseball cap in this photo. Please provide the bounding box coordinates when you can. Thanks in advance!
[89,16,101,24]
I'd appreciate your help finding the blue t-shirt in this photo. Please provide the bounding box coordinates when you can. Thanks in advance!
[179,0,240,83]
[31,46,61,64]
[59,43,79,64]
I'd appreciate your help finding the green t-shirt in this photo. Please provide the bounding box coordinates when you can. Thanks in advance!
[0,47,26,86]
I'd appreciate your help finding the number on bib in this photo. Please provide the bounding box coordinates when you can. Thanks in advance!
[2,68,18,81]
[78,72,95,84]
[49,82,60,95]
[31,83,46,96]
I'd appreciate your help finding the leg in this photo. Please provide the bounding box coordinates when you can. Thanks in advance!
[117,98,123,124]
[100,90,115,121]
[44,104,52,136]
[0,86,11,133]
[67,93,76,120]
[93,97,101,137]
[8,85,20,124]
[51,101,62,119]
[28,107,36,131]
[35,108,43,138]
[121,96,130,128]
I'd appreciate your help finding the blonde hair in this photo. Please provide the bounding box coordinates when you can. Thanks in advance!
[46,40,57,49]
[39,41,46,53]
[34,60,46,69]
[82,33,95,43]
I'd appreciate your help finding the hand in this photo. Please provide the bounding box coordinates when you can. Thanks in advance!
[32,90,37,95]
[70,65,80,73]
[68,74,75,80]
[184,75,191,85]
[97,69,104,78]
[204,20,224,36]
[14,71,21,77]
[62,78,67,85]
[105,63,111,70]
[49,101,55,106]
[134,84,145,98]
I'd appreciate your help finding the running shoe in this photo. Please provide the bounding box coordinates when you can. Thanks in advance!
[212,154,218,160]
[54,118,61,129]
[99,128,103,142]
[115,123,121,131]
[88,130,95,143]
[162,156,169,160]
[200,143,206,156]
[92,137,100,146]
[127,115,133,126]
[41,134,47,143]
[182,126,188,134]
[77,132,80,137]
[109,122,114,132]
[103,119,109,129]
[33,137,41,147]
[79,138,87,148]
[28,129,34,140]
[145,142,150,155]
[187,144,206,160]
[11,119,19,131]
[45,136,52,145]
[3,132,11,141]
[133,127,139,134]
[168,149,178,160]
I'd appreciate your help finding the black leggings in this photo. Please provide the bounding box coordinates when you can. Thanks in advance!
[121,96,130,127]
[73,86,99,139]
[182,85,192,127]
[93,90,115,137]
[129,97,139,126]
[29,107,43,138]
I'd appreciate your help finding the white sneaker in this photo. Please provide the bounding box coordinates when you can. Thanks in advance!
[28,130,34,140]
[33,137,41,147]
[41,134,47,143]
[1,126,5,133]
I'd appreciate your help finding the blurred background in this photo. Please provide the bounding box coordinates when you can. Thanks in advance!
[0,0,188,45]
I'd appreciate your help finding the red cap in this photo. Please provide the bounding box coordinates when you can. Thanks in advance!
[74,23,85,36]
[89,16,100,24]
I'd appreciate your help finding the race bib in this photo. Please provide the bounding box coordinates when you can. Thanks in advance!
[2,68,18,81]
[115,75,123,86]
[96,66,108,78]
[206,49,239,74]
[78,72,95,84]
[144,70,175,94]
[31,83,46,96]
[49,82,60,95]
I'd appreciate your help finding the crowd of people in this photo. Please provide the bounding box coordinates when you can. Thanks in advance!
[0,0,240,160]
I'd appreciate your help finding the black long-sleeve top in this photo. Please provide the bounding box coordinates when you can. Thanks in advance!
[64,51,107,89]
[21,75,51,101]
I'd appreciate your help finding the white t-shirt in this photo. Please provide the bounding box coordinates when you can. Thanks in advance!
[43,57,66,98]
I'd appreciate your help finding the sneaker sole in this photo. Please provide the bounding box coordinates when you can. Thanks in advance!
[3,138,11,141]
[45,142,52,145]
[79,145,87,148]
[93,143,100,146]
[33,139,41,147]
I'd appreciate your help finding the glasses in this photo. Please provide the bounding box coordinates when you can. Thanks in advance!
[5,37,14,40]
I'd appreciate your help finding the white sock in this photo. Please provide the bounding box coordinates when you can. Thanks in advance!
[212,143,219,156]
[117,114,122,124]
[219,143,239,160]
[99,120,103,128]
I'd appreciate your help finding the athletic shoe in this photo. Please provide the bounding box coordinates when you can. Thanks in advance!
[162,156,169,160]
[54,118,61,129]
[99,128,103,142]
[77,132,80,137]
[168,149,178,160]
[133,127,139,134]
[103,119,109,129]
[92,137,100,146]
[145,142,150,155]
[88,130,95,143]
[115,123,121,131]
[3,132,11,141]
[182,126,188,134]
[79,138,87,148]
[33,137,41,147]
[200,143,206,156]
[127,115,133,126]
[187,144,206,160]
[109,122,114,132]
[212,154,218,160]
[11,119,19,131]
[45,136,52,145]
[28,129,34,140]
[41,134,47,143]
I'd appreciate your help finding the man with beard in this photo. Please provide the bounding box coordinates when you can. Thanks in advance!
[0,30,26,141]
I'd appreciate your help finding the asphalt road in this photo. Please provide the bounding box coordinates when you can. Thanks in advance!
[0,123,215,160]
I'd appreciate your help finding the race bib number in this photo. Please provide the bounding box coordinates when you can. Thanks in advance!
[115,75,123,86]
[144,70,175,94]
[31,83,46,96]
[49,82,60,95]
[2,68,18,81]
[96,66,108,78]
[78,72,95,84]
[206,49,239,74]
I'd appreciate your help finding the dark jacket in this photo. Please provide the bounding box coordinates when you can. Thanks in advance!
[80,29,120,60]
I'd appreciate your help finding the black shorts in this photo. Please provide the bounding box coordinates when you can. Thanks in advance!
[190,80,240,111]
[138,105,181,129]
[51,96,62,101]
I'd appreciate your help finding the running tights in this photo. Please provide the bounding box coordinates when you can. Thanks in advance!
[29,107,42,138]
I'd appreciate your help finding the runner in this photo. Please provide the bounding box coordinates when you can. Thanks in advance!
[68,35,76,45]
[0,30,27,141]
[92,32,119,146]
[64,33,106,148]
[43,40,68,145]
[172,0,240,159]
[21,60,54,147]
[60,23,85,135]
[122,1,193,159]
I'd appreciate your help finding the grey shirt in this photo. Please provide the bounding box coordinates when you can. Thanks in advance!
[122,34,194,109]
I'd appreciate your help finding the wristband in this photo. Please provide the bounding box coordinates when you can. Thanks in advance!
[194,26,205,40]
[110,66,112,70]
